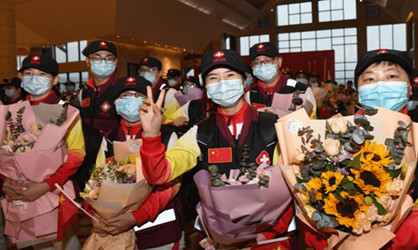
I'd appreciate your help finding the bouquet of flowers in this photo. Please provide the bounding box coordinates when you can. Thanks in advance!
[194,144,293,246]
[82,140,152,250]
[275,108,417,249]
[0,101,79,243]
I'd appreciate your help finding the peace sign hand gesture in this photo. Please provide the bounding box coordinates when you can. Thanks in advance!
[140,86,165,137]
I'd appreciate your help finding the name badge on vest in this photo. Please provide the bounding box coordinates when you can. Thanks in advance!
[81,98,91,107]
[208,147,232,163]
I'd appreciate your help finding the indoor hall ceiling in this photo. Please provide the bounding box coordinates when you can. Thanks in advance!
[13,0,275,53]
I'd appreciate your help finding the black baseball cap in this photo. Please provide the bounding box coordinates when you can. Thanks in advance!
[139,57,162,71]
[115,75,151,97]
[4,77,21,88]
[82,40,117,57]
[200,49,246,82]
[183,75,200,85]
[249,42,279,61]
[19,55,59,76]
[354,49,412,86]
[167,69,181,78]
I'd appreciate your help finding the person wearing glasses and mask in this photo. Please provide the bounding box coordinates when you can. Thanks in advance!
[139,49,295,247]
[78,40,119,138]
[138,57,181,125]
[246,42,291,109]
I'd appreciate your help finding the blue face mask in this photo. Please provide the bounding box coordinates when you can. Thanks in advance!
[5,89,16,98]
[245,77,252,88]
[116,96,145,122]
[358,81,408,111]
[206,79,244,108]
[90,61,115,78]
[139,72,156,85]
[252,64,278,82]
[21,75,52,96]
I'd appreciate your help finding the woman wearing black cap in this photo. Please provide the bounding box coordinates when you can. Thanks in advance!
[138,49,295,247]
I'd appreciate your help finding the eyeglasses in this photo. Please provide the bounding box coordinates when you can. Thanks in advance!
[119,93,145,98]
[138,67,157,74]
[89,54,116,63]
[251,57,275,67]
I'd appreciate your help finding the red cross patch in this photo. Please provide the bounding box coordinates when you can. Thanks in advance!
[99,41,107,48]
[30,56,41,64]
[100,101,111,112]
[256,150,271,165]
[125,77,136,85]
[377,49,388,54]
[413,77,418,88]
[257,43,266,52]
[143,58,148,63]
[214,51,224,58]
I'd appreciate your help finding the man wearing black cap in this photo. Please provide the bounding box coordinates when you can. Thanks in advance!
[247,42,290,109]
[79,40,120,137]
[91,75,184,249]
[3,77,24,104]
[138,49,295,247]
[167,68,182,90]
[138,57,180,124]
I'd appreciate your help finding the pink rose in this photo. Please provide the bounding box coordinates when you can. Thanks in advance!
[328,117,348,134]
[323,138,340,157]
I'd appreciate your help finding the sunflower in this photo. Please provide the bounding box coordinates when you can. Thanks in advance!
[323,192,367,229]
[304,177,324,200]
[351,163,392,197]
[354,141,394,168]
[321,171,344,193]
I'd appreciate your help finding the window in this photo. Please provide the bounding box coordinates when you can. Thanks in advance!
[277,2,312,26]
[367,24,406,51]
[278,28,357,83]
[16,55,27,70]
[318,0,356,22]
[58,71,88,92]
[52,40,87,63]
[239,34,269,56]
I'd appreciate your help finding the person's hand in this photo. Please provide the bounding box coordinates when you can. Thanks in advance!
[102,213,137,235]
[92,218,109,237]
[173,116,188,127]
[140,86,165,138]
[9,182,49,201]
[2,177,21,200]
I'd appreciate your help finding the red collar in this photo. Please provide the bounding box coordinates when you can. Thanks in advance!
[26,91,60,105]
[257,73,283,95]
[218,101,249,138]
[120,119,142,140]
[86,73,118,92]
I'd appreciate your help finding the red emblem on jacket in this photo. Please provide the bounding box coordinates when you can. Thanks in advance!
[377,49,388,54]
[100,101,111,112]
[99,41,107,48]
[208,147,232,163]
[125,77,136,85]
[256,150,271,165]
[81,98,91,107]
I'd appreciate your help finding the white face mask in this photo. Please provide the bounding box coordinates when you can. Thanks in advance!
[252,63,278,82]
[5,89,16,98]
[140,72,156,85]
[167,79,178,87]
[310,82,319,88]
[90,61,115,78]
[21,75,52,96]
[296,78,308,85]
[115,96,145,122]
[206,79,244,108]
[358,81,408,111]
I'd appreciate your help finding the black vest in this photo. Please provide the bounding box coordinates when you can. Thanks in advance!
[196,111,278,176]
[249,75,289,107]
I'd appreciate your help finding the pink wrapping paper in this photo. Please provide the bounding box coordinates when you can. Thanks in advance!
[258,92,314,118]
[275,108,418,249]
[0,101,79,243]
[193,165,292,245]
[174,88,203,106]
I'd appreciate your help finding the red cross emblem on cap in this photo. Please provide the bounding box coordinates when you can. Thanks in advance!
[214,51,224,58]
[30,55,41,64]
[377,49,388,54]
[414,77,418,88]
[100,101,111,113]
[143,58,148,63]
[125,77,136,85]
[32,56,40,61]
[99,41,107,48]
[257,44,264,49]
[256,150,271,165]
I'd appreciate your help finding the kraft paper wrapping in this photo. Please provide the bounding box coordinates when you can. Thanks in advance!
[0,101,79,243]
[275,108,418,249]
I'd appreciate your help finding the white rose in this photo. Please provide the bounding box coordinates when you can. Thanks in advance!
[328,117,348,134]
[323,138,340,157]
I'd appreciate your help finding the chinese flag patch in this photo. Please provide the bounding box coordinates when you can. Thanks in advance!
[208,147,232,163]
[256,150,271,165]
[81,98,91,107]
[252,103,266,109]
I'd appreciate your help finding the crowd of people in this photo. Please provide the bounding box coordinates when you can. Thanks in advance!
[0,40,418,250]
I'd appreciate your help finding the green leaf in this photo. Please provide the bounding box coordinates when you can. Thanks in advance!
[342,177,357,195]
[385,167,402,179]
[370,194,387,215]
[333,191,344,202]
[347,154,361,168]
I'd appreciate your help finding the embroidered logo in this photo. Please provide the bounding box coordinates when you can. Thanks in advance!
[99,41,107,48]
[256,150,271,165]
[125,77,136,85]
[213,51,226,63]
[100,101,111,112]
[257,43,266,52]
[377,49,388,54]
[30,56,41,65]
